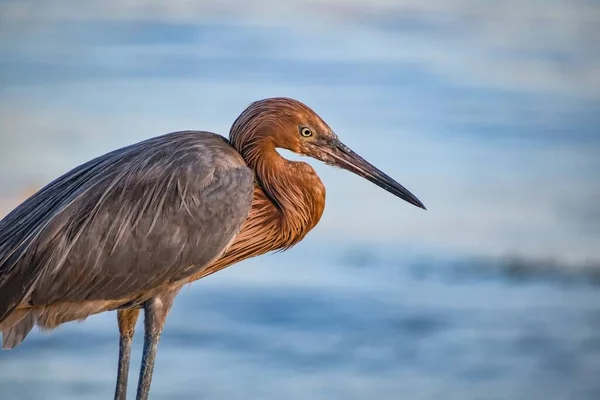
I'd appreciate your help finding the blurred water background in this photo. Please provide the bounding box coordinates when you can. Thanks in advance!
[1,1,599,399]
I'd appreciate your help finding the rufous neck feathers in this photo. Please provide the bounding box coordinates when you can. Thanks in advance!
[229,117,326,248]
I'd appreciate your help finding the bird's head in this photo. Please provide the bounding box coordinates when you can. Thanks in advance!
[230,97,426,210]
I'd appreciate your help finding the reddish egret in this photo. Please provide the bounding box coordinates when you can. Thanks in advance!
[0,97,425,400]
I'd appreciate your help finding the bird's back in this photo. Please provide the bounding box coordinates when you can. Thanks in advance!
[0,130,254,347]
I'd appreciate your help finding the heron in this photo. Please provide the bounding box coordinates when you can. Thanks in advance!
[0,97,425,400]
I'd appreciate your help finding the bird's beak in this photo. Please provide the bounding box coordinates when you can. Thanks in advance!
[323,140,426,210]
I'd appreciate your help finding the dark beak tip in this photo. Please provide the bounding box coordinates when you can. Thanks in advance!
[413,200,427,210]
[406,193,426,210]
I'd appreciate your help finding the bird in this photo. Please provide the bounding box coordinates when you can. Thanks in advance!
[0,97,425,400]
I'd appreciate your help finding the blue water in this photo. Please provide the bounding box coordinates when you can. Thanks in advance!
[1,245,599,400]
[1,2,600,399]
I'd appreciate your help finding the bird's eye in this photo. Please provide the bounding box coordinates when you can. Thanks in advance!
[300,127,313,137]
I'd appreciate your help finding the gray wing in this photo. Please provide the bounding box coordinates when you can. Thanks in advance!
[0,130,254,321]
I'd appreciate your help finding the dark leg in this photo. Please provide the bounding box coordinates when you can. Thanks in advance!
[114,309,140,400]
[135,292,176,400]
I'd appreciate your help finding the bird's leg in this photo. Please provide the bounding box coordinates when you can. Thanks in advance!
[114,308,140,400]
[135,292,176,400]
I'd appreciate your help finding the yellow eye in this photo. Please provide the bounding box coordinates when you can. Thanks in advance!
[300,127,313,137]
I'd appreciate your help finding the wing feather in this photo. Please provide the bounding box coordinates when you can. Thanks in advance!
[0,131,253,321]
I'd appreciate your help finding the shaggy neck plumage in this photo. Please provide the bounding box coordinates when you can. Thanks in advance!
[187,100,327,281]
[228,110,325,246]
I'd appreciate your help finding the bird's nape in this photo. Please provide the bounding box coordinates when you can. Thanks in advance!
[316,138,426,210]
